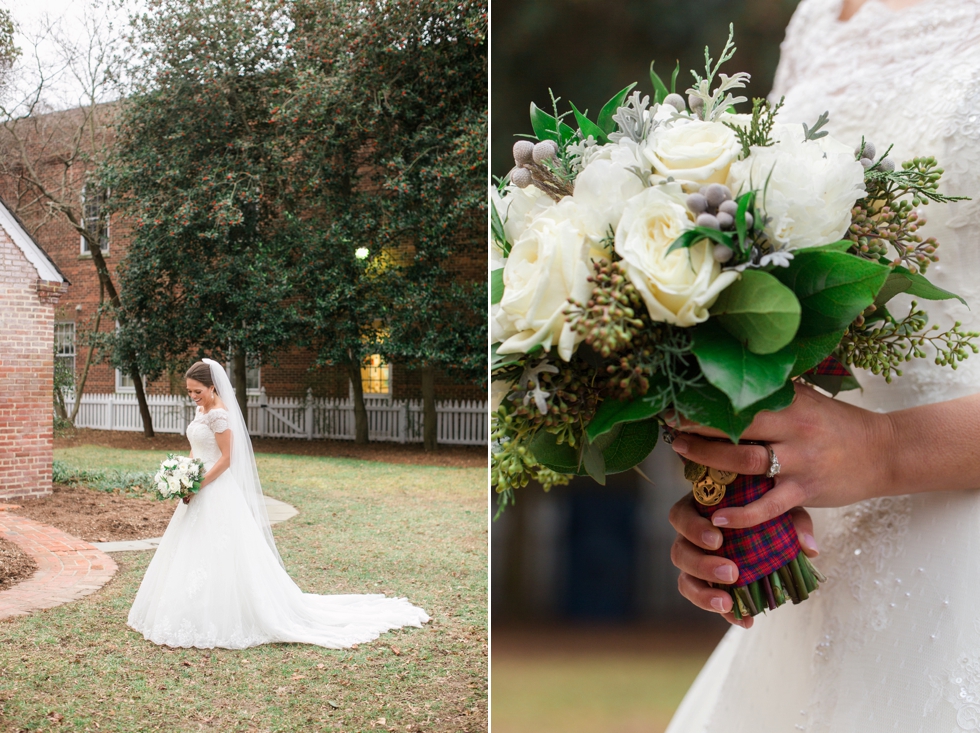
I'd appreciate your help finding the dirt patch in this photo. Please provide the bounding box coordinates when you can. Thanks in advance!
[13,483,177,543]
[57,428,487,468]
[0,535,38,591]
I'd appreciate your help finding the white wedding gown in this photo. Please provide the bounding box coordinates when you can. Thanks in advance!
[667,1,980,731]
[128,407,429,649]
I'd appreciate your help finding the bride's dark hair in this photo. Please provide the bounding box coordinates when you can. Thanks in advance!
[185,361,217,393]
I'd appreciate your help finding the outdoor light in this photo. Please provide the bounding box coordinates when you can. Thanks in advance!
[355,247,369,259]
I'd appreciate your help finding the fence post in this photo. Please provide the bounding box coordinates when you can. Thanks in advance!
[106,394,115,431]
[398,401,408,444]
[305,388,314,441]
[258,387,268,438]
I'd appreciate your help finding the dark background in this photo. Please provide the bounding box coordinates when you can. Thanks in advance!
[491,0,801,179]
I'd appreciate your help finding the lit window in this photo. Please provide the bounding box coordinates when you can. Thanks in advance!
[360,354,390,395]
[81,186,109,254]
[54,322,75,373]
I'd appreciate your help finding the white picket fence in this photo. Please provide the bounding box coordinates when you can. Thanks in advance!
[63,388,488,445]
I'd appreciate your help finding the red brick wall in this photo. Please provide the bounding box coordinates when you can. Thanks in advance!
[0,230,66,500]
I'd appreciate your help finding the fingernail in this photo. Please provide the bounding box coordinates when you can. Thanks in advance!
[702,530,722,549]
[712,515,729,527]
[801,533,820,555]
[710,596,728,612]
[713,565,736,583]
[672,437,689,453]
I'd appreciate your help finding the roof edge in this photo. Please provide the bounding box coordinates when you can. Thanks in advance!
[0,195,68,284]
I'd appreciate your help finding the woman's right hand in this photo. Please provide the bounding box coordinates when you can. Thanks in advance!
[668,494,819,628]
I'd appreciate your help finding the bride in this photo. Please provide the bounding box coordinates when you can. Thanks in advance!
[665,0,980,730]
[127,359,429,649]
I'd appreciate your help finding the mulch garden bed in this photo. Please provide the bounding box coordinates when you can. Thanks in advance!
[0,535,38,591]
[57,429,487,468]
[12,483,177,543]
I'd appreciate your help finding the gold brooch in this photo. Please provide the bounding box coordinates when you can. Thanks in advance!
[687,462,737,506]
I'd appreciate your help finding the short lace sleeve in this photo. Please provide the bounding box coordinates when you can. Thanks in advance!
[206,408,230,434]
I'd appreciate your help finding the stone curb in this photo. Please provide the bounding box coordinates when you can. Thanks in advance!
[0,514,118,622]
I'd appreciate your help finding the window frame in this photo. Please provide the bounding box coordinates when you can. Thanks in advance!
[353,354,392,399]
[79,184,110,255]
[54,321,76,374]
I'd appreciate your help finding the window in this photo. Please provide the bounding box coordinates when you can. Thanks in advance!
[360,354,391,396]
[80,186,109,254]
[116,369,135,392]
[54,322,76,373]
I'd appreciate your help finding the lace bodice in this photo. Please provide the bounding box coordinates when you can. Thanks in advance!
[185,407,230,469]
[772,0,980,410]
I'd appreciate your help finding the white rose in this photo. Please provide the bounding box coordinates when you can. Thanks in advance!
[726,131,866,250]
[494,198,610,361]
[166,476,180,495]
[644,119,741,190]
[492,184,555,249]
[615,184,739,327]
[573,142,646,234]
[156,480,168,494]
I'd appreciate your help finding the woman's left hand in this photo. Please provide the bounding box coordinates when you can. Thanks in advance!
[669,381,893,529]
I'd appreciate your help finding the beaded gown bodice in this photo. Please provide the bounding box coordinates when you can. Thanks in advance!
[666,3,980,732]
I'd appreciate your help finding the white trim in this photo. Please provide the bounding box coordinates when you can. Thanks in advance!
[0,199,64,282]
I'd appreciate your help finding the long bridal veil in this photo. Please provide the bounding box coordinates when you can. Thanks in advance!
[202,357,284,569]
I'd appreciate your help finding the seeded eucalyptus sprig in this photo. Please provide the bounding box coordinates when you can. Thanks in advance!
[838,301,980,382]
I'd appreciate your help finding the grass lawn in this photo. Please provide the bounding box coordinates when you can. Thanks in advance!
[491,651,709,733]
[0,446,487,733]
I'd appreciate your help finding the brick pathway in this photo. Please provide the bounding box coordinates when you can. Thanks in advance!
[0,509,118,621]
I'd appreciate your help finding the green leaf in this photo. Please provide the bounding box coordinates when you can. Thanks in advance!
[802,240,852,254]
[601,418,661,473]
[667,227,734,255]
[491,268,504,305]
[772,250,890,337]
[491,200,510,256]
[597,82,637,134]
[569,101,609,145]
[674,379,796,443]
[531,418,661,477]
[788,329,846,377]
[529,102,575,145]
[709,270,801,355]
[874,265,967,307]
[586,389,671,442]
[491,342,522,370]
[580,441,606,484]
[650,61,669,104]
[691,321,795,412]
[669,61,680,94]
[734,191,755,249]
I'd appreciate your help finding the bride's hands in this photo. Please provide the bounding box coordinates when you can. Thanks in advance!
[668,381,893,529]
[669,495,818,628]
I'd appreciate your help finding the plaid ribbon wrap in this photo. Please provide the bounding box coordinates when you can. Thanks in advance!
[675,357,847,587]
[692,472,798,587]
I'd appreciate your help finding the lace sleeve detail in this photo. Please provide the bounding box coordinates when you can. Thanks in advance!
[207,409,230,434]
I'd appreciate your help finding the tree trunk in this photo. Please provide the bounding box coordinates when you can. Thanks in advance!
[84,239,155,437]
[232,348,248,430]
[69,282,104,424]
[421,364,437,452]
[347,360,369,444]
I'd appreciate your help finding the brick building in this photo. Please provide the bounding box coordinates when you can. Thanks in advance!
[0,197,68,500]
[1,105,486,413]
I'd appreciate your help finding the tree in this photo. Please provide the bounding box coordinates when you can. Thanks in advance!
[288,0,488,449]
[107,0,299,420]
[0,2,157,435]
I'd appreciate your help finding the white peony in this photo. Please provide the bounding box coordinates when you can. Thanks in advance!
[726,129,866,250]
[644,119,742,190]
[573,141,647,234]
[494,198,610,361]
[615,184,740,327]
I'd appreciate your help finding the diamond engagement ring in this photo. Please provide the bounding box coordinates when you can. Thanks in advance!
[765,443,781,478]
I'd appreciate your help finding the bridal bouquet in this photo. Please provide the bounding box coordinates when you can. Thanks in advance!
[152,454,205,501]
[490,27,976,619]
